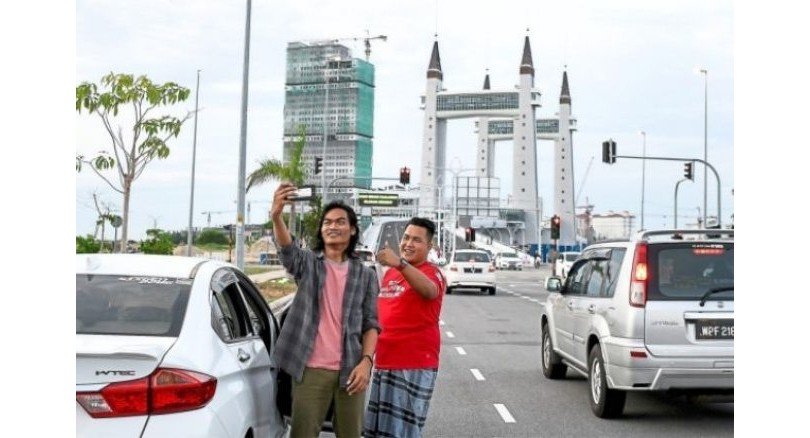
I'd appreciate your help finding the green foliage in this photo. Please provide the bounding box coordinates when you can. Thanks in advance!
[140,229,175,255]
[300,196,324,247]
[196,229,229,245]
[76,235,100,253]
[247,125,309,191]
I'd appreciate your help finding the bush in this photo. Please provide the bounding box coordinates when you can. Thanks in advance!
[76,235,100,253]
[196,229,229,245]
[140,229,174,255]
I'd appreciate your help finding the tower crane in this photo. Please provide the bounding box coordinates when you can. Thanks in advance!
[305,32,387,61]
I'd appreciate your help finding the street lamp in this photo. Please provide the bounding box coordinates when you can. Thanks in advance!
[639,130,646,230]
[321,56,341,205]
[187,69,201,257]
[235,0,252,269]
[697,67,708,227]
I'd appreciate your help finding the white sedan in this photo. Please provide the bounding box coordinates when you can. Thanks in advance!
[444,249,497,295]
[76,254,290,438]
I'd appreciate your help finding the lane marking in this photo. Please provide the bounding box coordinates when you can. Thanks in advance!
[494,404,516,423]
[470,368,485,381]
[446,331,455,338]
[455,347,467,355]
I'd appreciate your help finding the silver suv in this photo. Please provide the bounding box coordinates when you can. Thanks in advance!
[539,229,733,418]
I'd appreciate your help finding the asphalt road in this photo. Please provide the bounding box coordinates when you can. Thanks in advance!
[421,266,734,437]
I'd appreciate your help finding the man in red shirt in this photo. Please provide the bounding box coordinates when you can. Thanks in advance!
[365,217,446,437]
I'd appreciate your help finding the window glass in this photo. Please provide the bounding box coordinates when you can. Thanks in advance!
[565,253,580,262]
[604,249,627,297]
[76,275,191,337]
[454,252,489,262]
[586,260,607,297]
[236,275,266,337]
[651,244,733,300]
[566,262,591,296]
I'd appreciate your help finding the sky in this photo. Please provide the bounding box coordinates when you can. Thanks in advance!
[75,0,734,240]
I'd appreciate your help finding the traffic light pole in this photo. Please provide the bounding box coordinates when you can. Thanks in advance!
[673,178,690,228]
[615,155,722,228]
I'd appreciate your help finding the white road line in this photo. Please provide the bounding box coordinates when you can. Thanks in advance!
[470,368,485,381]
[494,404,516,423]
[446,331,455,338]
[455,347,467,355]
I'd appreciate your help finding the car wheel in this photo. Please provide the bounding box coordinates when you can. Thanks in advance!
[588,344,626,418]
[541,323,567,379]
[488,287,496,295]
[446,287,452,295]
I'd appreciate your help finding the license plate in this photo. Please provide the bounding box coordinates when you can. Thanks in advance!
[695,319,734,340]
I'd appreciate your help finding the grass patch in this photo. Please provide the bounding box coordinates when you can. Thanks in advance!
[244,265,274,276]
[258,277,297,303]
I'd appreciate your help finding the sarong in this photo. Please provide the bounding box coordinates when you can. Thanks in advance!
[364,369,438,438]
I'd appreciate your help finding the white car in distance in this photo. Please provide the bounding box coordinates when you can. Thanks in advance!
[554,251,581,277]
[445,249,497,295]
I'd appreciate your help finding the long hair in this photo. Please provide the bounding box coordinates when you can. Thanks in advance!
[313,201,360,256]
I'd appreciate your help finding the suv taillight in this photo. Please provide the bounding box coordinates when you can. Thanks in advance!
[77,368,217,418]
[449,264,458,271]
[629,242,648,307]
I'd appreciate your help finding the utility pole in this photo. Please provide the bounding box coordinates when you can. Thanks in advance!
[235,0,252,269]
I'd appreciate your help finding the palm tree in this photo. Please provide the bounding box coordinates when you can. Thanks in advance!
[247,125,309,238]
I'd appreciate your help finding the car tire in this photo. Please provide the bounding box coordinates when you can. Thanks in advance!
[488,287,496,295]
[588,344,626,418]
[541,323,567,379]
[446,287,452,295]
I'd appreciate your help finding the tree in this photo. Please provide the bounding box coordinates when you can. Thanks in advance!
[76,73,191,252]
[196,229,229,246]
[140,229,175,255]
[300,195,323,248]
[247,125,309,237]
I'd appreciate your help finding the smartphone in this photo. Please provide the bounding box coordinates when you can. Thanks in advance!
[288,186,313,201]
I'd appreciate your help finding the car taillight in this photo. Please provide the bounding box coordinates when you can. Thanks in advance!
[449,264,458,271]
[77,368,217,418]
[629,242,648,308]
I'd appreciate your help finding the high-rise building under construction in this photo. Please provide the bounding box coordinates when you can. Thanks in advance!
[283,41,375,194]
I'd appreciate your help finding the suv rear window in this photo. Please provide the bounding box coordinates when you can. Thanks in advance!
[648,243,733,300]
[564,254,579,262]
[76,275,192,337]
[454,252,490,263]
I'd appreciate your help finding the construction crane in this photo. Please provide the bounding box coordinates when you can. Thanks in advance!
[305,32,387,61]
[200,210,235,228]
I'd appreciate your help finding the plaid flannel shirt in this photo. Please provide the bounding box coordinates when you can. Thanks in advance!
[273,242,380,387]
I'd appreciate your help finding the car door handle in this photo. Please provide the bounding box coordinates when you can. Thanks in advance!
[588,304,597,314]
[237,348,251,363]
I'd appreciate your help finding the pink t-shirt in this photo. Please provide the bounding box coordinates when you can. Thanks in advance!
[306,258,348,370]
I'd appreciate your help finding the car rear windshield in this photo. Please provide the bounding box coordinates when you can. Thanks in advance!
[356,251,373,262]
[76,274,192,337]
[648,242,733,300]
[454,252,490,262]
[564,254,579,262]
[501,253,519,259]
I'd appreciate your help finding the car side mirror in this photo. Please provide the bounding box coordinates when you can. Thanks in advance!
[545,276,562,292]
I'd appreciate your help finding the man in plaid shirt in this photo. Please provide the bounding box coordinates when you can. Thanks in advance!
[271,182,380,437]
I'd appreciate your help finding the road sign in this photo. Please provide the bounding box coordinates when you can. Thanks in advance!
[358,193,400,207]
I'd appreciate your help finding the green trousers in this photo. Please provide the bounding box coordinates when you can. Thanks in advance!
[291,367,366,438]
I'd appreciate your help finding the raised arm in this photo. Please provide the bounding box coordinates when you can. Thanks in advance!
[270,182,298,247]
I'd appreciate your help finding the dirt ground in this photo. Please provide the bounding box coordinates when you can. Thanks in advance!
[257,277,297,303]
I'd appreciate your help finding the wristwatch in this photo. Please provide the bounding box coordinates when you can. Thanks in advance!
[398,257,410,270]
[362,354,374,366]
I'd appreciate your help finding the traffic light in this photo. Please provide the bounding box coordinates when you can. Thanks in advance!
[601,139,616,164]
[683,162,693,180]
[399,166,411,184]
[550,215,561,240]
[464,227,476,242]
[314,156,323,175]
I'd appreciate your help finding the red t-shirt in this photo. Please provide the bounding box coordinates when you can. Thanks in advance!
[376,261,446,369]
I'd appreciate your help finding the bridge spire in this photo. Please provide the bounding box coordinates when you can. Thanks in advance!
[560,70,571,104]
[519,35,534,76]
[483,69,490,90]
[427,39,443,80]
